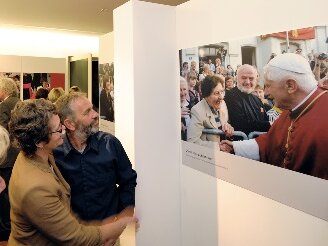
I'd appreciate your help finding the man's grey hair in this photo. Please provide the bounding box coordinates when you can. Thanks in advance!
[264,64,317,93]
[180,76,187,85]
[236,64,258,78]
[55,92,87,123]
[0,78,19,97]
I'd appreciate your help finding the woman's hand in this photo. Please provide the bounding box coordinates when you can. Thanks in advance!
[181,107,190,117]
[100,215,139,245]
[222,123,234,137]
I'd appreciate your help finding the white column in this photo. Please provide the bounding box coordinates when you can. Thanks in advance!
[114,1,181,245]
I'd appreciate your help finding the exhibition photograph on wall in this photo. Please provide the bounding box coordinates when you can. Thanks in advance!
[99,62,115,135]
[22,73,65,100]
[99,62,114,122]
[179,25,328,180]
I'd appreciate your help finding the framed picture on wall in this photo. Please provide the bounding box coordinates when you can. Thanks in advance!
[98,62,115,135]
[179,25,328,221]
[22,73,65,100]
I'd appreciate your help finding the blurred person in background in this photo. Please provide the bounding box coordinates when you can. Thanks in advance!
[190,60,199,79]
[224,75,235,91]
[180,77,191,141]
[0,126,10,196]
[187,71,200,109]
[100,76,115,122]
[252,84,272,109]
[181,61,190,79]
[35,87,49,99]
[69,85,82,93]
[48,87,65,104]
[0,78,20,241]
[226,65,235,76]
[313,52,328,80]
[199,64,212,81]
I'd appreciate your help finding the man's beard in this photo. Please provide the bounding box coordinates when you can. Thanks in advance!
[237,83,254,94]
[75,121,99,141]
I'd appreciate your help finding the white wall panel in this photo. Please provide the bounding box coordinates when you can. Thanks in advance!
[114,1,181,245]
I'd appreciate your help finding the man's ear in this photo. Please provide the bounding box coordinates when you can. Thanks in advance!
[285,79,298,94]
[63,118,76,131]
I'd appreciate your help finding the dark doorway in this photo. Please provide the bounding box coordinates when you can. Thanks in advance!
[241,46,256,66]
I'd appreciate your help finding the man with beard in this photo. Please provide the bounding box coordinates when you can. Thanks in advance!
[53,93,137,225]
[224,64,271,135]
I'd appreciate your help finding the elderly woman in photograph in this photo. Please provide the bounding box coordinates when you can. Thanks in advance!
[187,75,233,149]
[8,99,137,245]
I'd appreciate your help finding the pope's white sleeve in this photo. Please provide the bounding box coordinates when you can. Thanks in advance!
[232,139,260,161]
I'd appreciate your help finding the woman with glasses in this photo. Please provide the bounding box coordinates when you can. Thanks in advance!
[8,99,137,245]
[187,75,233,149]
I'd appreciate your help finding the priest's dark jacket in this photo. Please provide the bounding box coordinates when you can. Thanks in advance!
[256,87,328,180]
[225,86,271,135]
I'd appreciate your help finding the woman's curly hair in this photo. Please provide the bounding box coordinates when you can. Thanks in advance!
[9,99,57,158]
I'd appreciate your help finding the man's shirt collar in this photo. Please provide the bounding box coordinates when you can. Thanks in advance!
[62,132,100,156]
[292,86,317,111]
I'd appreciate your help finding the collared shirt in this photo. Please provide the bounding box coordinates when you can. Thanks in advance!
[291,86,317,111]
[53,131,137,221]
[206,100,222,128]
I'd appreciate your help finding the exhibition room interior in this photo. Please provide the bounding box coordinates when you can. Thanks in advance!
[1,0,328,246]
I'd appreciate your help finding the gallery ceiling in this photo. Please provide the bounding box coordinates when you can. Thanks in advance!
[0,0,188,34]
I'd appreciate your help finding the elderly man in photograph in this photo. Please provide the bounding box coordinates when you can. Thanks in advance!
[224,64,271,135]
[221,53,328,180]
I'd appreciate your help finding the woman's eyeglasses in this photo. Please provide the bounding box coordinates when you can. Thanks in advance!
[50,123,65,134]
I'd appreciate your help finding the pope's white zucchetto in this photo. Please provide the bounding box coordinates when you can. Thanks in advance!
[267,53,312,74]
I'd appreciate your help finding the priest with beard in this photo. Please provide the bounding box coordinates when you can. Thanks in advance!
[224,64,271,135]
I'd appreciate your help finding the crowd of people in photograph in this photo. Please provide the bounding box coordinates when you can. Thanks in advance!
[180,51,328,180]
[99,63,115,122]
[22,73,52,100]
[0,77,137,245]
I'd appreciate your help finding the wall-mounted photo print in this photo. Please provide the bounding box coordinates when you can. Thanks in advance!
[179,25,328,180]
[99,63,114,122]
[22,73,65,100]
